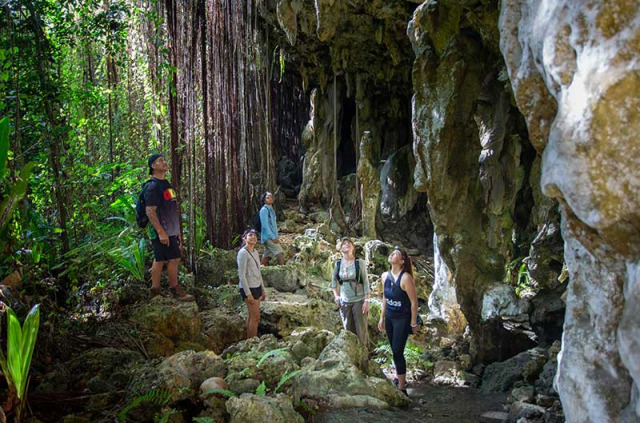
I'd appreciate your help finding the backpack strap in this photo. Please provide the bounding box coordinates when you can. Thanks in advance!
[334,259,343,285]
[335,259,363,286]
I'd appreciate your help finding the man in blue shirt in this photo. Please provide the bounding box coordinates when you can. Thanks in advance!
[259,191,285,265]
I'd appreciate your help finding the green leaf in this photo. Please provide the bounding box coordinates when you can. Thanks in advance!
[274,369,301,393]
[255,381,267,396]
[17,305,39,399]
[4,306,40,400]
[257,347,288,367]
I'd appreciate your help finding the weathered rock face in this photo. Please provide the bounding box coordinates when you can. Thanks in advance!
[261,265,301,292]
[499,0,640,421]
[428,235,467,335]
[129,297,210,357]
[196,249,238,287]
[36,348,144,396]
[409,0,539,363]
[293,330,409,408]
[377,145,432,251]
[357,131,381,238]
[298,87,338,208]
[201,309,246,354]
[158,350,226,402]
[260,289,342,337]
[262,1,417,235]
[226,393,304,423]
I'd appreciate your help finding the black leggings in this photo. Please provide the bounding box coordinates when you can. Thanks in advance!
[385,316,411,375]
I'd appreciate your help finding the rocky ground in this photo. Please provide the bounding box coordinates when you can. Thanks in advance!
[316,382,508,423]
[19,203,564,422]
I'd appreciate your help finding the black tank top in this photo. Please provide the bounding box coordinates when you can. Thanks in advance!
[384,271,411,318]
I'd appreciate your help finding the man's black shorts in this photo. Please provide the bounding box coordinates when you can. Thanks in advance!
[239,286,263,300]
[151,235,181,261]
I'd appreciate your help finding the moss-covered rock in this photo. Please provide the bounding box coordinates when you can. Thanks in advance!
[293,331,408,408]
[226,393,304,423]
[260,289,341,337]
[129,297,207,357]
[196,249,239,287]
[201,308,246,354]
[158,350,226,402]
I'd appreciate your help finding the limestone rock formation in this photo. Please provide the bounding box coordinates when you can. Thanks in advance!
[157,350,226,401]
[226,393,304,423]
[129,297,210,357]
[409,0,535,363]
[357,131,381,238]
[260,289,342,337]
[499,0,640,421]
[201,309,246,354]
[293,330,409,408]
[378,145,431,251]
[261,265,301,292]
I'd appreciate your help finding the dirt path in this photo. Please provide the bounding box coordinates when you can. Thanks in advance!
[315,380,509,423]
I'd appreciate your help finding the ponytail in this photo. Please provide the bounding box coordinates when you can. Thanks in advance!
[403,255,414,278]
[395,247,414,278]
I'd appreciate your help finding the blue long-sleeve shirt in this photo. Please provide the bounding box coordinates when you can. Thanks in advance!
[259,205,278,242]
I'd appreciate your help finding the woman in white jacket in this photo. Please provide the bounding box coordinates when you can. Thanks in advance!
[237,228,266,338]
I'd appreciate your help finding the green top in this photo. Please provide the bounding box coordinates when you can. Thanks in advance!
[331,258,370,303]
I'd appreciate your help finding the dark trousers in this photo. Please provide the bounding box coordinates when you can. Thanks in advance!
[385,316,411,375]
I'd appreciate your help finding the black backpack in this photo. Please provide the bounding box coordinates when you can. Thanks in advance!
[334,259,362,285]
[135,180,153,228]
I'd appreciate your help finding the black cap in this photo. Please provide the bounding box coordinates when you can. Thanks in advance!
[148,154,163,175]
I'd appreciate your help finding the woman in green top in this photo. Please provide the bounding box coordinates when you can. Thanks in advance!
[332,237,370,346]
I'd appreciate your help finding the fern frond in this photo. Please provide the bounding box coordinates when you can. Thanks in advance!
[274,369,301,393]
[118,388,171,421]
[257,347,288,367]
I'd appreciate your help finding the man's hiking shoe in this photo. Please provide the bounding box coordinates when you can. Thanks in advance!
[401,388,408,397]
[170,285,194,301]
[150,287,167,298]
[393,378,399,387]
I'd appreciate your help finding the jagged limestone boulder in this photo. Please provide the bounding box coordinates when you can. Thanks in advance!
[129,297,208,357]
[223,334,299,393]
[480,348,546,394]
[226,393,304,423]
[260,289,341,337]
[201,309,246,354]
[196,249,238,287]
[288,326,336,362]
[293,330,409,408]
[261,265,300,292]
[499,0,640,421]
[481,284,530,321]
[157,350,226,402]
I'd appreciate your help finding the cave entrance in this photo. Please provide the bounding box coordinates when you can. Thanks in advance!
[337,96,357,179]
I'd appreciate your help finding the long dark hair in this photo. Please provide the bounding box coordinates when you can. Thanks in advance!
[395,247,414,278]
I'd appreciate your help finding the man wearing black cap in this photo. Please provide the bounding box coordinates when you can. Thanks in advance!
[145,154,194,301]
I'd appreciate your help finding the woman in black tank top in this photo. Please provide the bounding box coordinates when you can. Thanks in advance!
[377,247,419,396]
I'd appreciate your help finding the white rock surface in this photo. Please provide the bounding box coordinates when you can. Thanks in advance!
[499,0,640,421]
